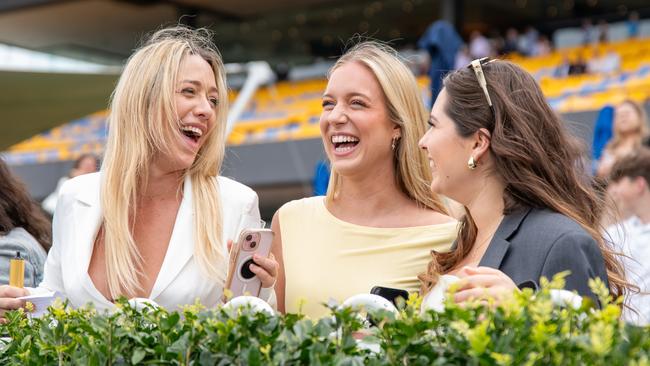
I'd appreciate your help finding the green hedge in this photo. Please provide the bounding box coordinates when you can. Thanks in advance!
[1,275,648,365]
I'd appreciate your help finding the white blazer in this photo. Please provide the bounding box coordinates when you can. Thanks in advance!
[36,172,267,311]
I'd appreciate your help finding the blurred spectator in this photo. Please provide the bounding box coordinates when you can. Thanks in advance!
[469,30,491,59]
[587,48,602,74]
[596,100,649,178]
[518,26,539,56]
[599,48,621,74]
[592,105,615,162]
[418,20,462,106]
[42,154,99,215]
[597,19,609,43]
[532,35,552,56]
[312,160,330,196]
[582,18,597,45]
[627,11,640,39]
[554,54,571,78]
[585,47,621,74]
[454,44,471,70]
[568,53,588,75]
[0,159,50,287]
[274,61,290,81]
[606,148,650,326]
[502,27,519,54]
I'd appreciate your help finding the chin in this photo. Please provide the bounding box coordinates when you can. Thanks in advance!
[330,159,361,177]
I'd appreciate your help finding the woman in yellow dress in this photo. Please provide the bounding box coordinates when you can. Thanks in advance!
[271,42,458,318]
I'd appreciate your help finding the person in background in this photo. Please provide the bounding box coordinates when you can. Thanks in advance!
[418,58,627,305]
[532,35,552,57]
[597,20,609,44]
[606,149,650,325]
[582,18,597,46]
[469,31,491,59]
[627,11,640,39]
[272,42,457,318]
[42,153,99,215]
[568,53,588,75]
[418,20,463,107]
[0,26,278,320]
[454,45,471,70]
[501,28,519,55]
[0,159,50,288]
[597,100,649,178]
[554,54,571,78]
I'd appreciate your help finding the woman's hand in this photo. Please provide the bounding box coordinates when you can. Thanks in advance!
[453,266,519,303]
[250,254,279,288]
[226,239,279,289]
[0,285,30,323]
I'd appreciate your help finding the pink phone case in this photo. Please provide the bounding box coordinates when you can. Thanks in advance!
[224,228,274,299]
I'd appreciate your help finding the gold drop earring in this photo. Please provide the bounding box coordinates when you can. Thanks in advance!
[468,156,478,170]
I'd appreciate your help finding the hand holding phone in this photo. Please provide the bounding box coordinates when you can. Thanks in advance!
[224,228,274,300]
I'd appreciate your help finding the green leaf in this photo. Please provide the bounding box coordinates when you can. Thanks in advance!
[131,348,146,364]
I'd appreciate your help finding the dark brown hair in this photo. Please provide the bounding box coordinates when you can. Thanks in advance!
[610,147,650,185]
[0,159,51,251]
[420,60,626,299]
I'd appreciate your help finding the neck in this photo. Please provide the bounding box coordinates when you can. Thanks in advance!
[464,174,506,239]
[617,133,640,145]
[141,165,184,199]
[332,162,406,217]
[634,195,650,225]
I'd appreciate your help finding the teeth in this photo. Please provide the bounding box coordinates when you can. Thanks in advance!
[181,125,203,137]
[335,145,355,152]
[331,135,360,144]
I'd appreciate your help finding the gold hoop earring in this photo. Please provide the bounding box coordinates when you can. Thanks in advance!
[468,156,477,170]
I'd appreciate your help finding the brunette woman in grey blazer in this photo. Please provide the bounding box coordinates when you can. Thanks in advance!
[418,58,627,304]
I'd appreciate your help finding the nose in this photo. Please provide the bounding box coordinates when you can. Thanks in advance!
[194,96,214,121]
[327,104,348,126]
[418,133,428,150]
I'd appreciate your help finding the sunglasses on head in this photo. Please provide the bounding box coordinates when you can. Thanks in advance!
[468,57,497,116]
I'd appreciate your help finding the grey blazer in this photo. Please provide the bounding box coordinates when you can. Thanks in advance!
[478,207,609,302]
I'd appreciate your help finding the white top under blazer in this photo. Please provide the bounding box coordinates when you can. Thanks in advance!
[35,172,269,312]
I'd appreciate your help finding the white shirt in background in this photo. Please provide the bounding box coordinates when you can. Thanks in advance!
[607,216,650,326]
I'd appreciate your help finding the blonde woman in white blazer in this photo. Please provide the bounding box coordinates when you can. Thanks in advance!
[0,26,278,318]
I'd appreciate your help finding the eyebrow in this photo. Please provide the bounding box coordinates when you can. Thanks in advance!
[181,79,218,93]
[322,92,371,100]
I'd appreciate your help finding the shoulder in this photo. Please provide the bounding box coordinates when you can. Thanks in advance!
[216,176,258,210]
[506,208,597,258]
[415,209,456,226]
[0,228,46,258]
[518,208,587,240]
[515,208,599,258]
[279,196,323,215]
[58,172,100,203]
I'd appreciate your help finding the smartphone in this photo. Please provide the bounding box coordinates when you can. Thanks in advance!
[370,286,410,307]
[224,228,274,300]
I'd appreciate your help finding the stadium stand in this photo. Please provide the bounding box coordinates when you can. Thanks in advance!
[3,37,650,166]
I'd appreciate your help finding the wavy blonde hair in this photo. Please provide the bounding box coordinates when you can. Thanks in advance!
[101,26,229,299]
[325,41,447,213]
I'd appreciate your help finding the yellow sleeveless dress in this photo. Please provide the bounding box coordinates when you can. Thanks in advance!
[279,196,458,319]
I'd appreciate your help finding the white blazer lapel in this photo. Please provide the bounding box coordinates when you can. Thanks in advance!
[148,175,194,300]
[71,174,113,307]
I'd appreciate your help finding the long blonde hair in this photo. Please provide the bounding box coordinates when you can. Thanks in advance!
[606,99,649,151]
[101,26,229,299]
[325,41,447,213]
